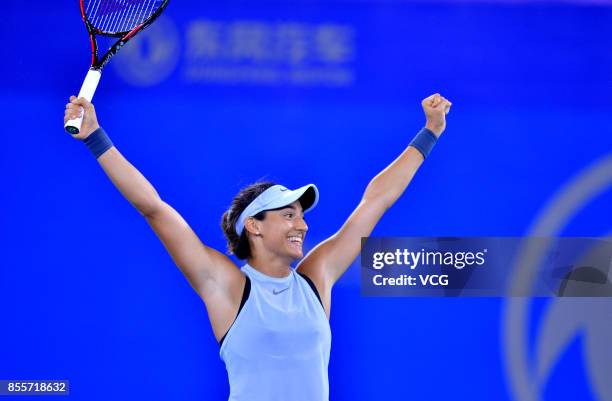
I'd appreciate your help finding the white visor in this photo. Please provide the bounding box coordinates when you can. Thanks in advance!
[235,184,319,236]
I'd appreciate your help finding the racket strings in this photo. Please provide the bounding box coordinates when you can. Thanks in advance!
[84,0,164,34]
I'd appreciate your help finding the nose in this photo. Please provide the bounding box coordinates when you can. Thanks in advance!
[295,216,308,232]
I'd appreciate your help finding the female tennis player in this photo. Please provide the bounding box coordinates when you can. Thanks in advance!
[64,93,451,401]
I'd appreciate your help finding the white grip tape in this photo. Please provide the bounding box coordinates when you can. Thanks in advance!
[64,69,102,134]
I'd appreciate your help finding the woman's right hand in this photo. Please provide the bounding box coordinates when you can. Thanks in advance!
[64,96,100,140]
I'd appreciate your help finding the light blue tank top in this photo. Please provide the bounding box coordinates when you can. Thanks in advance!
[219,263,332,401]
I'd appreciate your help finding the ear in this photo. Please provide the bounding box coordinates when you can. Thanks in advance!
[244,217,262,237]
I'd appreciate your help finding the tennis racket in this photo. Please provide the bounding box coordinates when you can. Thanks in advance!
[65,0,170,135]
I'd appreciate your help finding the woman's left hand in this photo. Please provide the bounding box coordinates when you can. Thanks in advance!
[422,93,452,137]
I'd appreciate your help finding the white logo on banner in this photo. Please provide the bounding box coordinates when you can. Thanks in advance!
[182,19,355,86]
[113,17,356,87]
[113,16,181,87]
[503,153,612,401]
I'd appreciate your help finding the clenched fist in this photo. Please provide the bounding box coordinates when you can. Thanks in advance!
[422,93,452,137]
[64,96,100,140]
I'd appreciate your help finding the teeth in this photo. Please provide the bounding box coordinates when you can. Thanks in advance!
[288,236,302,244]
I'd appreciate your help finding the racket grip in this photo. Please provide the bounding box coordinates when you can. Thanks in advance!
[65,69,102,135]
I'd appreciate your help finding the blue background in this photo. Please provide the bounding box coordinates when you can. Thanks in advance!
[1,1,611,400]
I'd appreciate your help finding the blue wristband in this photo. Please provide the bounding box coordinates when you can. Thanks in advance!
[409,127,438,159]
[84,127,113,159]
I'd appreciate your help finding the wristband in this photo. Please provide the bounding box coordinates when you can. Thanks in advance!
[84,127,113,159]
[409,127,438,159]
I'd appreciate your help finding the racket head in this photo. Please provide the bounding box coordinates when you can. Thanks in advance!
[78,0,170,69]
[81,0,169,37]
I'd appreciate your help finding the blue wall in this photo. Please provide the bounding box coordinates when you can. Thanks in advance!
[1,1,611,400]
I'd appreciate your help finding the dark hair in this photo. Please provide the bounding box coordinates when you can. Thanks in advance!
[221,181,276,260]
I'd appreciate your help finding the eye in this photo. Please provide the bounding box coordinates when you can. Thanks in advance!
[285,213,294,219]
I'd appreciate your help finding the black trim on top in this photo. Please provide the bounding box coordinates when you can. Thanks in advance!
[297,272,324,310]
[219,275,251,347]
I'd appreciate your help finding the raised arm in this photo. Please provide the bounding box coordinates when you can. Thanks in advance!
[297,94,452,312]
[63,97,244,305]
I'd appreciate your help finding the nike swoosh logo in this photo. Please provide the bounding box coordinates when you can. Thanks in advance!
[272,287,290,295]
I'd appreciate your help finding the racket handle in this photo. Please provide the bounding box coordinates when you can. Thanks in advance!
[65,69,102,135]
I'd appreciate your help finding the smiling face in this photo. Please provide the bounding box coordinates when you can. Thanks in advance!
[249,200,308,262]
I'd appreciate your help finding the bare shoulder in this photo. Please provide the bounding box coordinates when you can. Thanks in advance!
[297,254,331,319]
[197,247,248,342]
[144,201,247,341]
[198,246,245,298]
